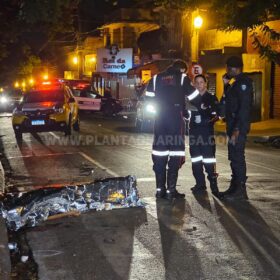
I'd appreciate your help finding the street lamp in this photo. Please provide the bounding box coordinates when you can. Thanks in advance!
[73,56,78,65]
[194,16,203,29]
[191,13,203,63]
[29,78,34,85]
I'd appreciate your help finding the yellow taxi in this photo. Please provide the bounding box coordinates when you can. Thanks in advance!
[12,80,79,140]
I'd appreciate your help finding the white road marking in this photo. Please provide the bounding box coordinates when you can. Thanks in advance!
[49,132,60,139]
[79,152,119,177]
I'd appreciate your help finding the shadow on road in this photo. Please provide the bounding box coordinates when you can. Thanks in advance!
[214,199,280,277]
[156,198,205,279]
[27,207,147,280]
[193,191,213,213]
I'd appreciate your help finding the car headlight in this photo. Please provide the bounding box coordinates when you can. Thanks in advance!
[56,108,64,113]
[0,96,8,104]
[53,106,64,113]
[145,104,156,114]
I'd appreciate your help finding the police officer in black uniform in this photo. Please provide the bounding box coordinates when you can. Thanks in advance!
[220,56,253,200]
[186,74,221,197]
[146,60,197,200]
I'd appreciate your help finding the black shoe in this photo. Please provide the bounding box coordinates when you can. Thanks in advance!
[166,190,185,200]
[208,176,223,199]
[223,183,248,200]
[155,173,166,199]
[155,189,166,199]
[220,179,236,196]
[191,185,206,193]
[166,171,185,200]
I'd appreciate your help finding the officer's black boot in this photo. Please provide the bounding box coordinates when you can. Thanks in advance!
[220,177,236,196]
[166,171,185,200]
[208,175,222,199]
[155,172,166,199]
[223,182,248,200]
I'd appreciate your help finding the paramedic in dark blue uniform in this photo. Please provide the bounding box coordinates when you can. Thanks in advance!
[186,74,221,197]
[146,60,197,200]
[219,56,253,200]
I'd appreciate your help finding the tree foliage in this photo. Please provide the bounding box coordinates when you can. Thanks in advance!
[155,0,280,64]
[0,0,79,83]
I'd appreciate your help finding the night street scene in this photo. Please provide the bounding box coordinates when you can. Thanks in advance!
[0,0,280,279]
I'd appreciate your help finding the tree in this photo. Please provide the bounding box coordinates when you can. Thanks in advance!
[155,0,280,64]
[0,0,79,83]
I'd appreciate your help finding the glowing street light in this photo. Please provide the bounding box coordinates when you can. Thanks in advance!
[73,56,78,65]
[194,15,203,29]
[14,82,19,88]
[22,81,26,88]
[29,78,34,85]
[43,74,49,80]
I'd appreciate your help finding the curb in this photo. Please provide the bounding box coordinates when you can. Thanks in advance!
[0,156,11,279]
[0,159,4,194]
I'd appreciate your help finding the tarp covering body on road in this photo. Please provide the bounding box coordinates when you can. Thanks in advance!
[0,176,143,231]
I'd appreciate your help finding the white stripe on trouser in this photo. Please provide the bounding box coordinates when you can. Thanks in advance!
[152,150,185,156]
[156,188,162,192]
[181,73,187,86]
[187,89,200,101]
[152,150,169,156]
[203,158,216,163]
[191,156,203,163]
[145,91,155,97]
[169,151,185,156]
[153,75,157,91]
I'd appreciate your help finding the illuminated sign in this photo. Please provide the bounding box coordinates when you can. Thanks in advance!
[96,48,133,73]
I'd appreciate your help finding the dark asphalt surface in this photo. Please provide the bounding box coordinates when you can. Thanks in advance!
[0,112,280,280]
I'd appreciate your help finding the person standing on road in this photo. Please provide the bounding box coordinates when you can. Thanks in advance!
[220,56,253,200]
[146,60,197,200]
[186,74,221,198]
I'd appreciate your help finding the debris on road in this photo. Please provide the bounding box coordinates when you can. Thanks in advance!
[0,176,144,231]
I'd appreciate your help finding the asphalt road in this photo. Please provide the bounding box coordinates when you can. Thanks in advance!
[0,112,280,280]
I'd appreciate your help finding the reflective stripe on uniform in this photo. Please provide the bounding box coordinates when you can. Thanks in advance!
[187,89,200,101]
[145,91,155,97]
[191,156,203,162]
[156,188,162,192]
[203,158,216,163]
[181,73,187,86]
[152,150,169,156]
[169,151,185,156]
[153,74,157,91]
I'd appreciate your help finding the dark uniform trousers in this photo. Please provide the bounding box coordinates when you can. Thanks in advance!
[152,110,186,176]
[189,126,216,186]
[228,133,247,183]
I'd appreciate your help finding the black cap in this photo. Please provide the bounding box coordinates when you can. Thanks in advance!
[172,59,188,70]
[226,56,243,68]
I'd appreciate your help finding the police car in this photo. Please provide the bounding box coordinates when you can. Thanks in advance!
[12,81,79,140]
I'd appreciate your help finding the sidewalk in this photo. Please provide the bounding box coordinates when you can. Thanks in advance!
[215,119,280,137]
